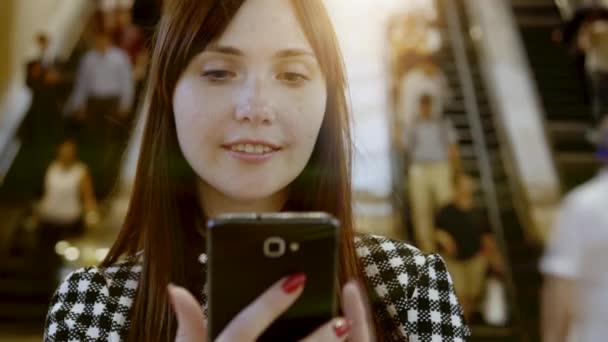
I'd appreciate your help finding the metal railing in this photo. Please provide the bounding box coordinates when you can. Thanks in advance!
[0,139,21,187]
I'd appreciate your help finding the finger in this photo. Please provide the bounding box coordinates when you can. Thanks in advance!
[217,273,306,342]
[342,281,373,342]
[299,317,351,342]
[168,284,207,342]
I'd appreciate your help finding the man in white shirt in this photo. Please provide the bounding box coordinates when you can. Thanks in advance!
[67,30,134,198]
[540,119,608,342]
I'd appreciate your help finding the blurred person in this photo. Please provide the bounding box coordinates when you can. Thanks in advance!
[37,139,99,239]
[22,33,62,141]
[35,140,98,285]
[31,31,55,67]
[388,13,442,78]
[113,4,148,119]
[552,4,608,104]
[397,56,452,134]
[540,118,608,342]
[113,6,147,74]
[578,14,608,125]
[131,0,163,39]
[403,0,439,23]
[435,174,504,321]
[399,94,460,253]
[66,29,134,198]
[97,0,134,32]
[44,0,470,341]
[67,29,134,124]
[388,15,423,78]
[20,33,64,196]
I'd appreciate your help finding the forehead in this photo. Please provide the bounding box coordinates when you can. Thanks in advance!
[213,0,312,54]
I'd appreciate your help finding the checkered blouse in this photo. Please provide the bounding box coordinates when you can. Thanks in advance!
[44,234,470,341]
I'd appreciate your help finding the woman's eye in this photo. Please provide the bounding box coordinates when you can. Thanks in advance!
[277,72,309,85]
[201,70,236,82]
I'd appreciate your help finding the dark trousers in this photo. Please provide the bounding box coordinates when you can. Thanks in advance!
[36,218,83,291]
[71,96,132,199]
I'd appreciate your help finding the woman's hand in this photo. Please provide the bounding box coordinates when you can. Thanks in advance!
[168,275,373,342]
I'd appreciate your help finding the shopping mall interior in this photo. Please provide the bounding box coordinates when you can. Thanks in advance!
[1,0,607,341]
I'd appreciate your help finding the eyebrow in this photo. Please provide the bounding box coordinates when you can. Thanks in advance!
[275,48,315,59]
[206,45,315,59]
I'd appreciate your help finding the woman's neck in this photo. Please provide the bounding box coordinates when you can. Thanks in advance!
[197,181,288,218]
[58,160,75,169]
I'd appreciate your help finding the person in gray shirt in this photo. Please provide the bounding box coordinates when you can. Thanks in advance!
[67,29,134,198]
[400,93,461,253]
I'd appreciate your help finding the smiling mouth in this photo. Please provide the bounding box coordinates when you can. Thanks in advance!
[222,139,282,156]
[228,143,278,154]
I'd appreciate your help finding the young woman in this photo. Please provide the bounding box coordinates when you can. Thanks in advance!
[36,139,98,289]
[44,0,469,341]
[37,139,97,238]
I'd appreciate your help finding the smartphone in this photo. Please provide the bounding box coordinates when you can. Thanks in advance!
[206,212,340,341]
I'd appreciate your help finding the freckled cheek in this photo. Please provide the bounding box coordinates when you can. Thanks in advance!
[181,113,230,162]
[293,96,326,146]
[174,81,234,152]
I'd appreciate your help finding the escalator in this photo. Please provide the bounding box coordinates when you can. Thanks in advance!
[0,16,97,335]
[0,2,162,333]
[436,0,543,340]
[0,1,161,333]
[511,0,599,192]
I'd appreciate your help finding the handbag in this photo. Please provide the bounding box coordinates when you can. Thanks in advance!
[481,275,509,326]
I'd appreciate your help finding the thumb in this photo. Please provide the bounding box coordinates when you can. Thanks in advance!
[168,284,207,342]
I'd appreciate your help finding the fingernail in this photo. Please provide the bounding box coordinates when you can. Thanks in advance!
[281,273,307,294]
[333,318,352,338]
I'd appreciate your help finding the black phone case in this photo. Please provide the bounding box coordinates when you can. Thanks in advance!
[206,212,340,341]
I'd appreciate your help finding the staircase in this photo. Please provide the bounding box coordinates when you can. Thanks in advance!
[511,0,599,192]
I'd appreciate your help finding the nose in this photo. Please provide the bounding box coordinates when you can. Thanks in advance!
[235,77,276,125]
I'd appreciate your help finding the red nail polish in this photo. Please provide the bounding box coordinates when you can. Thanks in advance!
[333,318,351,338]
[282,273,307,294]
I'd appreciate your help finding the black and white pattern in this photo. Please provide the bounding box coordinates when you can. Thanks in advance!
[44,234,469,341]
[355,235,469,341]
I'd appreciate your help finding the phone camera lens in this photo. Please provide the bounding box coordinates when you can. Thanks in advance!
[264,237,286,258]
[269,242,281,252]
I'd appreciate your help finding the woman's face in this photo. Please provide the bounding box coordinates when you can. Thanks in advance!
[173,0,327,204]
[57,142,76,165]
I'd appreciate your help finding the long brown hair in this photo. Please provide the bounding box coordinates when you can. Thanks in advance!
[102,0,387,340]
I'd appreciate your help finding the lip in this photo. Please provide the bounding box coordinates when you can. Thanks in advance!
[221,139,282,163]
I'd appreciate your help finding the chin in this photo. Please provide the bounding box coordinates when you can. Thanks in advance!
[220,182,286,202]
